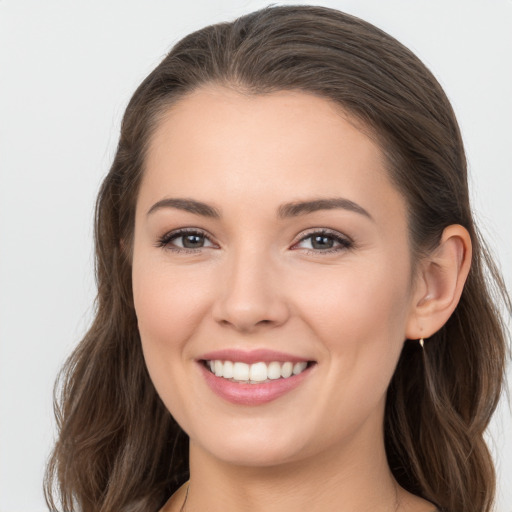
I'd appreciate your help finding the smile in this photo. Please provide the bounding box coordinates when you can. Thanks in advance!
[205,360,309,383]
[198,351,316,405]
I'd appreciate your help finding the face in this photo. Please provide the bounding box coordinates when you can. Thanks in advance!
[132,86,418,467]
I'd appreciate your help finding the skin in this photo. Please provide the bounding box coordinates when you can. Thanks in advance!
[131,86,471,512]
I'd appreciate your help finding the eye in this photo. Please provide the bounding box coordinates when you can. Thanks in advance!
[156,228,216,253]
[293,229,353,255]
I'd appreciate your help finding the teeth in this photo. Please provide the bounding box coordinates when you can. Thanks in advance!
[233,362,250,381]
[281,362,293,378]
[249,362,267,382]
[293,362,307,375]
[223,360,234,379]
[267,361,281,380]
[205,360,309,382]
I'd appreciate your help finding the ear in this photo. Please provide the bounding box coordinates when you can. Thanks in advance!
[406,224,472,340]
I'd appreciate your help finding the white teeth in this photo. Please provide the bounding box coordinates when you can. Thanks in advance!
[267,361,282,380]
[233,362,250,381]
[293,362,307,375]
[249,362,268,382]
[223,360,234,379]
[206,359,309,382]
[281,362,293,378]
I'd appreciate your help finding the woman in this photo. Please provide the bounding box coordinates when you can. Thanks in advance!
[44,5,510,512]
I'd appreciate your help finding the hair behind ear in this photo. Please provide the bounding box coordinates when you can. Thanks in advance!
[385,226,510,512]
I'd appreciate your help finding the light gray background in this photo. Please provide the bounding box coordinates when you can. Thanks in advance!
[1,1,510,511]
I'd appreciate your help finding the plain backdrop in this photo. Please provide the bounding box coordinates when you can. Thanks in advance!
[1,1,511,511]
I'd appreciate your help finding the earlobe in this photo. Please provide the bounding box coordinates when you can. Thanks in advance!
[406,224,472,340]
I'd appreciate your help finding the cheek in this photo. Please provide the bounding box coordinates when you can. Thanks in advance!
[131,253,211,394]
[299,259,411,340]
[296,257,412,393]
[133,256,210,343]
[132,259,217,431]
[297,274,410,447]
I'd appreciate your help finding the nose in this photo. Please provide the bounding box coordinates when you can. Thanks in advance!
[211,246,290,333]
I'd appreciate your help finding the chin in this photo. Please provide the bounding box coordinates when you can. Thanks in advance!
[190,422,313,468]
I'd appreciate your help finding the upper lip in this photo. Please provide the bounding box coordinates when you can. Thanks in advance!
[198,349,313,364]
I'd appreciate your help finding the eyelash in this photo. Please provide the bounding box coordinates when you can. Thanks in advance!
[295,229,353,254]
[156,229,216,255]
[155,228,353,256]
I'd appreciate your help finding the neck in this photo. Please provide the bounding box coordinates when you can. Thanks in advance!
[185,428,399,512]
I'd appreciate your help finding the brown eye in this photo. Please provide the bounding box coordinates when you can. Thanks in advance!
[295,230,353,254]
[157,229,215,252]
[310,234,335,250]
[177,233,207,249]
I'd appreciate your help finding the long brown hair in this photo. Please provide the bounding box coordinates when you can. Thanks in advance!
[44,6,510,512]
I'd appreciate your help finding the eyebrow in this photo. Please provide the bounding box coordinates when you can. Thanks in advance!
[147,197,372,220]
[277,197,372,220]
[148,197,221,218]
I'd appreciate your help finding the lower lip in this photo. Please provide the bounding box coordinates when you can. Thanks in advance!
[199,362,314,406]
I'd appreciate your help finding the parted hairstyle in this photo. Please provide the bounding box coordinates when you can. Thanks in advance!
[45,5,510,512]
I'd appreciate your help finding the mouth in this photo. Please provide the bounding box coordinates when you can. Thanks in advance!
[202,359,314,384]
[197,350,317,405]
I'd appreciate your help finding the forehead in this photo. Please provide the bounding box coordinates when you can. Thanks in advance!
[139,85,406,225]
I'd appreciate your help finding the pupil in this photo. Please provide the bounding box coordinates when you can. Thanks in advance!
[183,234,203,248]
[312,235,333,250]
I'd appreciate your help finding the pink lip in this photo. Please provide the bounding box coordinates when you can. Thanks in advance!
[198,360,315,406]
[198,348,311,364]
